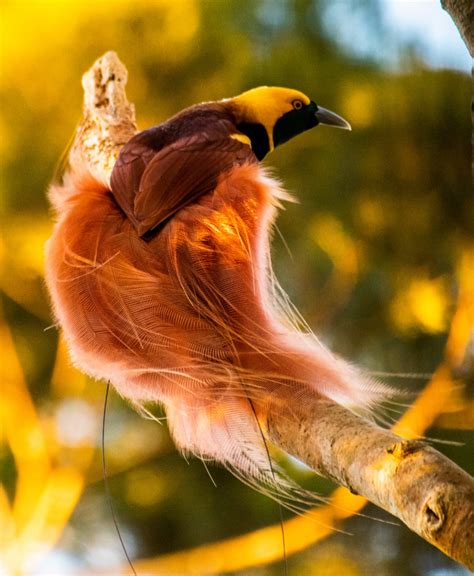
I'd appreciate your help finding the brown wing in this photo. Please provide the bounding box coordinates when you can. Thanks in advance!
[110,130,160,229]
[133,135,255,236]
[111,132,256,237]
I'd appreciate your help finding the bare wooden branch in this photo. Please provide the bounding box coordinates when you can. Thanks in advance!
[69,51,137,184]
[266,400,474,569]
[440,0,474,185]
[72,52,474,571]
[441,0,474,56]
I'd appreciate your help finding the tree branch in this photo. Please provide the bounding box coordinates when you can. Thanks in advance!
[70,52,474,571]
[266,400,473,569]
[69,51,137,183]
[441,0,474,56]
[440,0,474,189]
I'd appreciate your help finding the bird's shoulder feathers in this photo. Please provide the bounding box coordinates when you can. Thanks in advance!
[110,103,256,236]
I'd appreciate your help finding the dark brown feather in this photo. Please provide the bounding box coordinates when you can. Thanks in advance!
[133,135,255,235]
[110,103,244,234]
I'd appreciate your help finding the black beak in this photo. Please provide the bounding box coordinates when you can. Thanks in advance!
[315,106,351,131]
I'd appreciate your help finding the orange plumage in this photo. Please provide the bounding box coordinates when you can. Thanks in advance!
[45,87,387,500]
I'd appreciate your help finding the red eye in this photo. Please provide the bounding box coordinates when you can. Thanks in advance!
[293,100,303,110]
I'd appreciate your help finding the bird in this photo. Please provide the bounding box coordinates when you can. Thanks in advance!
[45,86,389,504]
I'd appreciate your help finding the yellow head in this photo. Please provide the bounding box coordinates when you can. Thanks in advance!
[228,86,350,160]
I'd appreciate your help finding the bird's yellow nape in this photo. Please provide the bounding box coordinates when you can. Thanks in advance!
[230,86,311,150]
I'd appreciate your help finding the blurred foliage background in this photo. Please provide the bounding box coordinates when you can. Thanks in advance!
[0,1,472,575]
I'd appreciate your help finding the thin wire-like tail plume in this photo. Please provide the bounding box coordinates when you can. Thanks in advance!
[102,381,137,576]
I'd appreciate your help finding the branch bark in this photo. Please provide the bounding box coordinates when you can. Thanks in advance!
[266,401,473,569]
[69,51,137,184]
[441,0,474,56]
[70,51,474,571]
[440,0,474,188]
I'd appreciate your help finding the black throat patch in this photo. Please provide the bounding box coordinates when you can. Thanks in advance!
[236,122,270,160]
[273,105,318,148]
